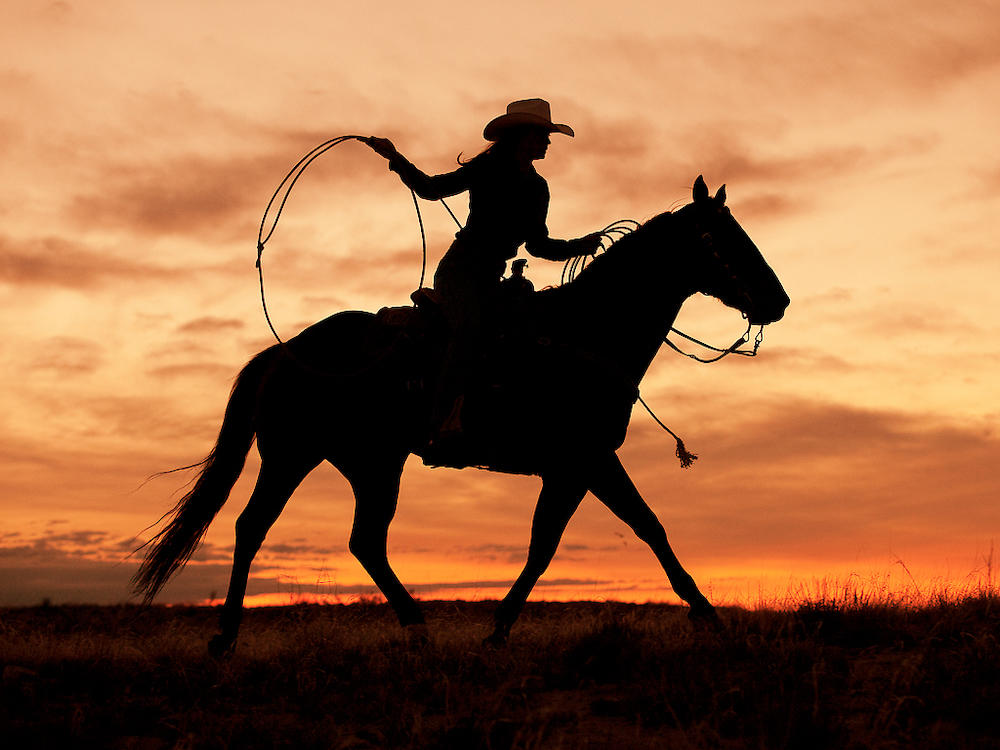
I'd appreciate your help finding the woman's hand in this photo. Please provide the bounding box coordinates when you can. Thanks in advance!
[578,232,604,256]
[365,136,398,160]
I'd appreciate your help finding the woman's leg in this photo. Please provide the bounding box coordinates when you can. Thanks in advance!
[428,252,494,443]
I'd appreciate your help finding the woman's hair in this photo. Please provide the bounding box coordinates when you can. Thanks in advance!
[457,125,546,166]
[457,142,496,166]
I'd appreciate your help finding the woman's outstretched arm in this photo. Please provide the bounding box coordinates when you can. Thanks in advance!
[366,137,470,200]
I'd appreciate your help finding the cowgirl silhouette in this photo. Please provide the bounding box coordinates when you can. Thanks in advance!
[367,99,602,457]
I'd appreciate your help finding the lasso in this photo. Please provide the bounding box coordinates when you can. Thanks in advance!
[255,135,460,347]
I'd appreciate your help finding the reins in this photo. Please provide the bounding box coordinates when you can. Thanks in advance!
[664,321,765,363]
[560,217,767,467]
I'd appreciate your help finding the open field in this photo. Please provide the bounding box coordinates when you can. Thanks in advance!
[2,595,999,749]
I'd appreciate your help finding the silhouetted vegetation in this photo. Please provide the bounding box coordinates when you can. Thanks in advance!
[2,594,998,748]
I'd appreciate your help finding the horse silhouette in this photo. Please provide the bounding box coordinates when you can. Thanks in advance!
[132,176,789,655]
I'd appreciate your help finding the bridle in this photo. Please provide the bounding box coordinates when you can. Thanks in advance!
[663,321,764,364]
[562,210,768,365]
[664,217,766,362]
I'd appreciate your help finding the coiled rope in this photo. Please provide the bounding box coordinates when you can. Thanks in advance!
[560,219,640,285]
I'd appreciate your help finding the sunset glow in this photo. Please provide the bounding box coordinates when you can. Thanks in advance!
[2,0,998,609]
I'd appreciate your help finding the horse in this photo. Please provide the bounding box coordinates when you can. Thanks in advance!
[132,176,789,655]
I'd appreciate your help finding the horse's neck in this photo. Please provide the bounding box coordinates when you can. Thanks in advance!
[586,285,686,387]
[551,227,692,387]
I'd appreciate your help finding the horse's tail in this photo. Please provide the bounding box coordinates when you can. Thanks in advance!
[131,347,278,603]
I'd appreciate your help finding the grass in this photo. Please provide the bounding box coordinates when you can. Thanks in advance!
[2,590,999,749]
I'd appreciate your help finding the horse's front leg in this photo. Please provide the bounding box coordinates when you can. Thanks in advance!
[486,471,588,646]
[588,452,718,624]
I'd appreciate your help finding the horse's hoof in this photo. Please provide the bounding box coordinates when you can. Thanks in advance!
[404,623,431,647]
[687,604,722,630]
[207,633,236,659]
[482,629,508,648]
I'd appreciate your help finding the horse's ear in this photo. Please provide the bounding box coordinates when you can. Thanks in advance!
[693,175,709,202]
[714,184,726,205]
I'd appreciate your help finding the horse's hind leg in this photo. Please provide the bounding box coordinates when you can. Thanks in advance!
[343,454,425,629]
[209,453,317,657]
[588,453,717,623]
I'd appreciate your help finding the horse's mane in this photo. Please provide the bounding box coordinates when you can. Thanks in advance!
[537,210,677,304]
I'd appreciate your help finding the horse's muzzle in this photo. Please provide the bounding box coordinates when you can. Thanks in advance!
[748,292,790,326]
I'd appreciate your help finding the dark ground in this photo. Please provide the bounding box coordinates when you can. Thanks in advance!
[2,597,999,749]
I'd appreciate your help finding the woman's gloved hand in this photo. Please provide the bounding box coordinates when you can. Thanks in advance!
[365,136,398,160]
[577,232,604,256]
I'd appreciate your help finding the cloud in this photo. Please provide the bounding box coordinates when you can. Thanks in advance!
[0,525,615,605]
[619,395,1000,563]
[975,164,1000,194]
[176,316,245,334]
[590,2,1000,112]
[7,391,225,458]
[742,347,858,374]
[725,193,802,222]
[0,234,185,289]
[0,117,22,159]
[145,363,237,380]
[139,335,245,384]
[259,542,339,558]
[664,132,938,206]
[405,577,613,593]
[534,1,996,226]
[27,336,104,376]
[792,1,1000,94]
[546,106,931,224]
[38,529,109,546]
[65,153,262,240]
[0,529,116,563]
[828,299,988,344]
[44,1,72,19]
[636,393,998,468]
[458,541,620,564]
[0,523,239,595]
[62,131,389,242]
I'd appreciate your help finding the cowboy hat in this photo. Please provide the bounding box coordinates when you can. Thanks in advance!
[483,98,575,141]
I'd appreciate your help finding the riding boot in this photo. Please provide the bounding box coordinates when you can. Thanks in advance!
[424,395,472,467]
[437,394,465,437]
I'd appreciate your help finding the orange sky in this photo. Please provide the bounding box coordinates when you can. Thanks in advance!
[2,0,998,608]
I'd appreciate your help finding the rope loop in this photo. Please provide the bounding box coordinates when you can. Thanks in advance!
[255,134,462,349]
[560,219,639,285]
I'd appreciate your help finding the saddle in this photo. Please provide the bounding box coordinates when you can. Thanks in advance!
[374,288,446,330]
[373,285,636,473]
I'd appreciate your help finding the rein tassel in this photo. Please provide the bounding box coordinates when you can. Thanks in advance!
[674,437,698,469]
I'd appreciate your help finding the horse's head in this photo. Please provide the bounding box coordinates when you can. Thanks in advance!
[674,176,789,326]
